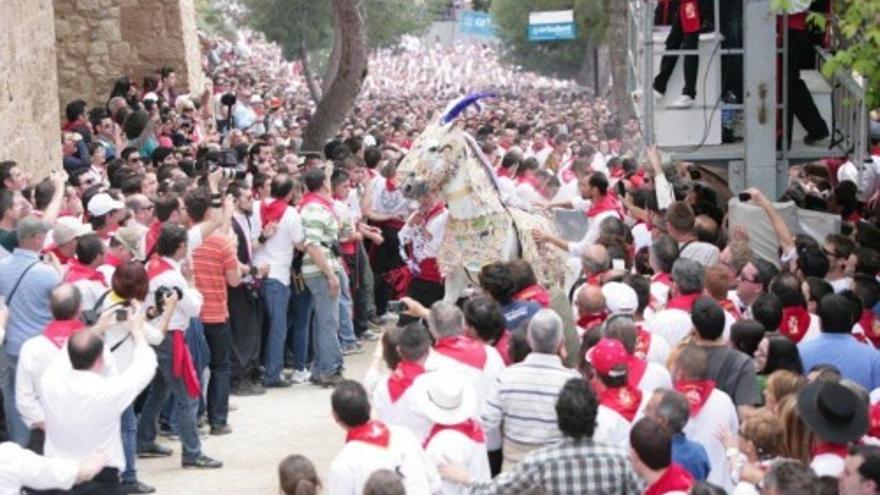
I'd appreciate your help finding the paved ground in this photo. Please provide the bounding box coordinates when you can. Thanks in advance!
[139,341,382,494]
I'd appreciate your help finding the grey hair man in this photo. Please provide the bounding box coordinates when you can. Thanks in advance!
[427,301,465,341]
[649,234,679,307]
[645,258,707,347]
[643,388,711,481]
[762,460,820,495]
[602,315,672,393]
[482,308,581,470]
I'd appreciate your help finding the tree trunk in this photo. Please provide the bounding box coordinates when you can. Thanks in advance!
[303,0,368,151]
[606,0,633,121]
[299,40,322,105]
[322,20,343,94]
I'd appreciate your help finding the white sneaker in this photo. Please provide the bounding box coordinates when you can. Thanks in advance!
[653,89,664,101]
[290,369,311,384]
[668,95,693,109]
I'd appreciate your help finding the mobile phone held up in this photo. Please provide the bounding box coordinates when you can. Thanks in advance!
[115,308,128,322]
[738,192,751,202]
[387,300,406,314]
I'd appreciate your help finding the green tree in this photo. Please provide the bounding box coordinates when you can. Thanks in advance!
[490,0,609,81]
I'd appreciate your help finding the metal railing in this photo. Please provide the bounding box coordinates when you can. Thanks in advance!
[814,46,868,165]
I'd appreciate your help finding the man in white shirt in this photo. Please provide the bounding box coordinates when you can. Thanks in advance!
[648,234,679,311]
[136,224,221,469]
[63,233,108,310]
[0,441,105,495]
[327,380,441,495]
[39,308,156,492]
[825,234,856,293]
[587,338,649,447]
[672,345,738,492]
[252,174,304,387]
[646,258,705,348]
[371,323,433,441]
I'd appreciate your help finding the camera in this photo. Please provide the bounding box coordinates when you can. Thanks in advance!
[387,300,406,314]
[738,192,752,202]
[220,92,237,107]
[194,148,247,180]
[154,286,183,315]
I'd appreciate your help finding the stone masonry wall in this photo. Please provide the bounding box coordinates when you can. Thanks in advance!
[0,0,63,179]
[54,0,205,109]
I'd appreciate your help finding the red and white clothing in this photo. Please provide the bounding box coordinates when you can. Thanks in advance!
[646,293,701,348]
[146,256,203,332]
[423,420,491,495]
[649,272,674,311]
[398,204,449,284]
[514,173,545,204]
[64,261,107,310]
[97,252,125,283]
[679,381,739,492]
[635,323,671,367]
[568,194,624,256]
[371,361,433,442]
[627,354,673,395]
[594,384,648,446]
[525,142,553,167]
[644,463,695,495]
[369,177,411,219]
[810,442,848,477]
[252,200,304,286]
[853,310,880,348]
[327,421,441,495]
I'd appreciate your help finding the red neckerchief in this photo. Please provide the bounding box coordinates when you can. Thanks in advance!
[346,420,390,448]
[513,284,551,308]
[560,166,576,183]
[598,384,642,422]
[387,361,425,403]
[718,298,742,320]
[42,245,72,265]
[869,403,880,438]
[577,312,607,333]
[586,194,622,218]
[586,271,606,287]
[43,319,86,349]
[674,379,715,417]
[517,172,541,189]
[812,442,849,459]
[385,177,397,191]
[858,309,880,348]
[629,170,647,188]
[434,335,487,369]
[171,330,201,398]
[645,464,695,495]
[145,220,162,256]
[424,419,485,448]
[779,306,811,343]
[680,0,701,33]
[421,201,447,224]
[634,326,652,360]
[146,256,174,279]
[65,260,107,286]
[666,293,701,312]
[496,166,512,178]
[260,197,288,229]
[652,272,673,287]
[626,355,648,389]
[104,252,123,268]
[494,331,512,366]
[298,192,338,221]
[610,166,625,179]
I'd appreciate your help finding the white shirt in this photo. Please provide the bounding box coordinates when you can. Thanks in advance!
[514,182,544,205]
[16,336,66,429]
[593,393,649,446]
[101,300,164,372]
[829,276,853,294]
[424,428,490,495]
[71,279,107,312]
[638,325,672,366]
[632,222,652,253]
[683,389,739,492]
[650,279,672,310]
[369,179,410,217]
[372,372,433,442]
[398,210,449,265]
[41,339,157,469]
[497,176,534,210]
[327,424,441,495]
[566,197,620,258]
[0,442,78,495]
[252,205,304,285]
[811,452,845,477]
[147,256,202,331]
[637,362,673,394]
[645,307,694,348]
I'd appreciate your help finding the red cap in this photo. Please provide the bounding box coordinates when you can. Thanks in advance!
[587,338,630,377]
[869,403,880,439]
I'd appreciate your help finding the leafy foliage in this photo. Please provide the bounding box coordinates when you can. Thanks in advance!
[489,0,608,80]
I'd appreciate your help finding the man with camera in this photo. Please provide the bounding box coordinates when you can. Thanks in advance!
[136,224,222,469]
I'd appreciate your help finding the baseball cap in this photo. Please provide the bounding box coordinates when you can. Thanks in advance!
[113,225,145,261]
[53,217,93,245]
[87,193,124,217]
[601,282,638,315]
[587,338,630,377]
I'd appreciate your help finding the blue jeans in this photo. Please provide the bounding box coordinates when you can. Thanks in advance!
[0,352,29,446]
[160,318,209,429]
[137,333,202,461]
[288,283,313,372]
[121,405,138,483]
[305,270,346,378]
[337,270,358,348]
[261,278,291,384]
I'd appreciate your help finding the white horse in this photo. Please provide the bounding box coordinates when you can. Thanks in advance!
[396,94,567,303]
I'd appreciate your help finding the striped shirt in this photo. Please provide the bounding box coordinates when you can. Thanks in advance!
[481,353,580,447]
[301,202,342,278]
[192,233,238,323]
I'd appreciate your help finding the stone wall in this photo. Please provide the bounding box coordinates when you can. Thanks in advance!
[54,0,205,109]
[0,0,62,178]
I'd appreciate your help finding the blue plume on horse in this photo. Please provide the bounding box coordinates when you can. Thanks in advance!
[439,93,497,125]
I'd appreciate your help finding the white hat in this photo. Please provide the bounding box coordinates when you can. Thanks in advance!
[249,94,263,104]
[53,217,93,245]
[415,371,477,426]
[601,282,638,315]
[87,193,124,217]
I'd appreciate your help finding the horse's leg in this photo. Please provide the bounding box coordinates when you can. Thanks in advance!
[503,217,519,262]
[444,267,467,304]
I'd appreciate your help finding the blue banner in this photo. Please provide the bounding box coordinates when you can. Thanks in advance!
[459,11,496,38]
[528,22,576,41]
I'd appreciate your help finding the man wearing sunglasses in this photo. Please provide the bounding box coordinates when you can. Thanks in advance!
[825,234,856,293]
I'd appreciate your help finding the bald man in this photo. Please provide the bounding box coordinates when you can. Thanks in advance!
[575,285,606,337]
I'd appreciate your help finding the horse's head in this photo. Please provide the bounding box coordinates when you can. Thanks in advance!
[396,93,496,202]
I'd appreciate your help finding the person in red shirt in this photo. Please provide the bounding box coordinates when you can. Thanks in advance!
[630,417,695,495]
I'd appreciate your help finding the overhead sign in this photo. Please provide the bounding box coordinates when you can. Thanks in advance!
[459,11,497,38]
[528,10,576,41]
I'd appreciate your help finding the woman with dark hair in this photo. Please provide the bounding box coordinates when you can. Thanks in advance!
[755,333,804,376]
[108,76,138,107]
[730,319,765,358]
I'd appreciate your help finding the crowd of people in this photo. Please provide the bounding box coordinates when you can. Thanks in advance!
[2,16,880,495]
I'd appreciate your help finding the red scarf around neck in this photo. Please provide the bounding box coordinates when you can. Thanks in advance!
[652,272,673,287]
[577,312,607,334]
[104,252,123,268]
[424,419,485,448]
[260,197,288,229]
[516,172,542,190]
[674,379,715,417]
[626,355,648,389]
[718,299,742,320]
[666,293,701,312]
[346,420,390,448]
[434,335,487,370]
[634,326,652,360]
[421,201,447,225]
[779,306,811,343]
[598,384,642,422]
[496,166,512,179]
[812,442,849,459]
[146,257,174,280]
[645,463,695,495]
[145,220,162,256]
[513,284,551,308]
[586,194,622,218]
[65,260,107,287]
[299,192,338,221]
[386,177,397,191]
[387,361,425,403]
[45,245,72,266]
[858,309,880,348]
[43,320,86,349]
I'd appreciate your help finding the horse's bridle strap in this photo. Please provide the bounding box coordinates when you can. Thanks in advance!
[446,186,473,202]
